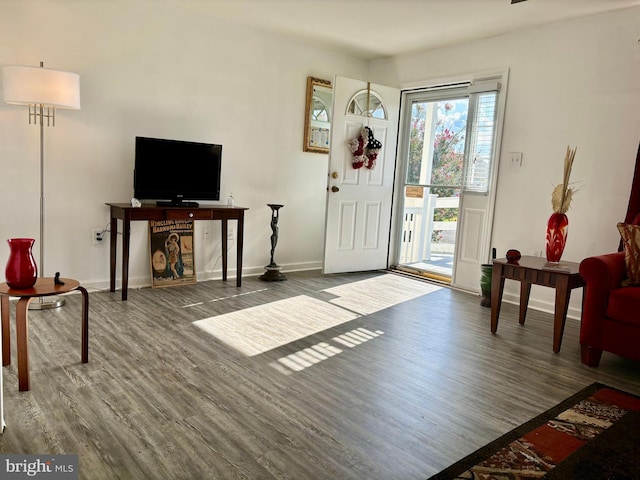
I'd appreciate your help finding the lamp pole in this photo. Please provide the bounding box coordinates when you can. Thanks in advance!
[31,63,65,309]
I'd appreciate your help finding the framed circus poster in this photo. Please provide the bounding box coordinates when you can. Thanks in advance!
[149,219,196,288]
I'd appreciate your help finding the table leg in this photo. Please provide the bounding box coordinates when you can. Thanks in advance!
[519,281,532,325]
[78,286,89,363]
[121,217,130,301]
[221,219,228,282]
[16,297,34,391]
[109,214,118,293]
[236,213,244,287]
[490,263,505,333]
[553,275,572,353]
[1,295,10,366]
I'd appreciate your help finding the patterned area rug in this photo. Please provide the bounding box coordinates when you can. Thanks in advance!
[429,383,640,479]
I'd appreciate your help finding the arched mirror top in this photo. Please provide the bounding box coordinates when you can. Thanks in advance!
[347,89,387,119]
[312,95,330,122]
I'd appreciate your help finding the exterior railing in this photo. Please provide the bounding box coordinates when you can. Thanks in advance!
[400,195,459,264]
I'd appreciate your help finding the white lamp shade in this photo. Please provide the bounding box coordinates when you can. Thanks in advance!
[2,65,80,110]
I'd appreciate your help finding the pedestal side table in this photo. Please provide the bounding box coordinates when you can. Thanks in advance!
[0,278,89,391]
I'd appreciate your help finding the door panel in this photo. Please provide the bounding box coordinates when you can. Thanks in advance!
[337,201,357,250]
[457,207,484,263]
[323,76,400,274]
[363,201,382,249]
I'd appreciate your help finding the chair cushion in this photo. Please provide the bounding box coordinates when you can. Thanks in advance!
[606,286,640,325]
[617,222,640,286]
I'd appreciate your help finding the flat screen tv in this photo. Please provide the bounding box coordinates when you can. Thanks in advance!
[134,136,222,207]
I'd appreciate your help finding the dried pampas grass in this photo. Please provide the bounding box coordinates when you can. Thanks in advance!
[551,146,577,214]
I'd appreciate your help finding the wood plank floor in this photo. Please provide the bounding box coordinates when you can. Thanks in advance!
[0,270,638,479]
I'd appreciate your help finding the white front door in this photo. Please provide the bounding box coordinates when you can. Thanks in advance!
[323,76,400,274]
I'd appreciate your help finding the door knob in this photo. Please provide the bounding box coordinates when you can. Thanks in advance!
[331,186,340,193]
[331,171,339,179]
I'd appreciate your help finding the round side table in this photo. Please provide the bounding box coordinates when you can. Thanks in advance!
[0,278,89,391]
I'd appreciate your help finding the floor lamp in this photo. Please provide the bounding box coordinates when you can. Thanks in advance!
[2,62,81,309]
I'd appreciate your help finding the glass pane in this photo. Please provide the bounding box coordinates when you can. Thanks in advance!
[432,100,467,186]
[406,98,468,187]
[347,91,387,119]
[406,102,427,185]
[399,186,460,278]
[312,96,329,121]
[464,92,497,193]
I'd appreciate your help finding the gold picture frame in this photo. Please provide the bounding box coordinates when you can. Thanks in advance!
[303,76,332,154]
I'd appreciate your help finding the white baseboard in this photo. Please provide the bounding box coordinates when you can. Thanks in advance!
[500,291,582,321]
[78,261,324,292]
[71,266,583,324]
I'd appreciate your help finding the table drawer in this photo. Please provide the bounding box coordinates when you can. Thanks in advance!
[165,209,213,220]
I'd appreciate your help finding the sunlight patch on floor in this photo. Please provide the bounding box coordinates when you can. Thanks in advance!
[333,327,384,348]
[193,295,358,356]
[270,328,385,374]
[323,273,441,315]
[183,288,269,307]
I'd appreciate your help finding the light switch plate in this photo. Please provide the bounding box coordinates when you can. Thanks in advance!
[509,152,523,166]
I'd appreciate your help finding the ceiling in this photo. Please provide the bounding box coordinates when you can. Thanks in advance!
[183,0,640,59]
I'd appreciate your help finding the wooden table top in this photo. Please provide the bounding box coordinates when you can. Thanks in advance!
[493,255,581,275]
[0,277,80,297]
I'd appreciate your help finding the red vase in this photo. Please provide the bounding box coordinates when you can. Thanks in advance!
[5,238,38,289]
[545,213,568,263]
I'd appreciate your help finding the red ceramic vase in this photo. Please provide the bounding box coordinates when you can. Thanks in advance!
[5,238,38,289]
[545,213,568,263]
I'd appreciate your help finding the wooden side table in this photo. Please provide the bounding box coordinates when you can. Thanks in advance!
[106,203,248,301]
[0,278,89,391]
[490,256,584,353]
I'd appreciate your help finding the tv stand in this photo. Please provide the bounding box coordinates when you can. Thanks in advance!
[106,203,248,301]
[155,200,200,208]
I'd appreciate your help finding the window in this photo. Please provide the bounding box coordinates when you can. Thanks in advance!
[463,84,499,194]
[347,90,387,119]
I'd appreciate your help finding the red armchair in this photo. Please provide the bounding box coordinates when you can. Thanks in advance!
[579,250,640,367]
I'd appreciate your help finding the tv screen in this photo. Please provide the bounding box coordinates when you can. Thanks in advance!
[134,136,222,206]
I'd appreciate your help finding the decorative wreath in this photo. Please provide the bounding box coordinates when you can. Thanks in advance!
[347,127,382,170]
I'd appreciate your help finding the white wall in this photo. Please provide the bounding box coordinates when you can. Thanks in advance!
[370,7,640,317]
[0,1,368,289]
[2,3,638,316]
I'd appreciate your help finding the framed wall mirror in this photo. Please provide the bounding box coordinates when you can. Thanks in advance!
[303,76,332,154]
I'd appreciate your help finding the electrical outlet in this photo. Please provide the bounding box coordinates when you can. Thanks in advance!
[92,229,105,245]
[227,225,234,240]
[203,226,212,240]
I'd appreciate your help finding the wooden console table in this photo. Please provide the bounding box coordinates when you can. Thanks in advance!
[490,256,584,353]
[1,278,89,391]
[106,203,248,301]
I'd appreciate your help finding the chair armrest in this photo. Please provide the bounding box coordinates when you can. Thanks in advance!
[579,252,626,325]
[580,252,626,291]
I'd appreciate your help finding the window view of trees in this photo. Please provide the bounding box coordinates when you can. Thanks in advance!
[407,100,468,227]
[407,100,467,190]
[407,102,427,185]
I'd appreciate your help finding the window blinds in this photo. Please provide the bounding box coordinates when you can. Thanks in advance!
[463,81,500,194]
